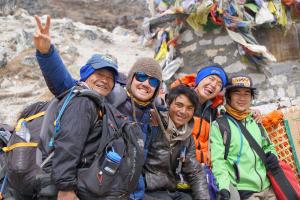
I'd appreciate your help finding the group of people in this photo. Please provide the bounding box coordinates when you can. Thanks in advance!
[5,15,281,200]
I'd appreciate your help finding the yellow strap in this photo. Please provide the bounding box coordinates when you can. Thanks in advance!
[24,111,45,122]
[2,142,38,152]
[15,111,45,131]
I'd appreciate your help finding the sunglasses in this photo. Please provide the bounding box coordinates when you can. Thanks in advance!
[134,72,160,88]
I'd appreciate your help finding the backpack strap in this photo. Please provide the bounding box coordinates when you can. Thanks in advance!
[48,86,106,147]
[94,103,125,157]
[48,87,76,147]
[216,116,231,160]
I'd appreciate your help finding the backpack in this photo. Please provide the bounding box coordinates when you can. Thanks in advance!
[5,86,145,198]
[3,101,49,197]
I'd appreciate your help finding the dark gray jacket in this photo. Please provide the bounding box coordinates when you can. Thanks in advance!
[144,111,210,200]
[51,95,102,191]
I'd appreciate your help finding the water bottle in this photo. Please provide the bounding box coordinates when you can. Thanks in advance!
[16,121,30,142]
[12,121,31,172]
[102,151,121,176]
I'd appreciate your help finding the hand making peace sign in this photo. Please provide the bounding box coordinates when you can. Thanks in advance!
[33,15,51,54]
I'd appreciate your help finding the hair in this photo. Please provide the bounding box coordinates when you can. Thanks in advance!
[166,84,199,113]
[225,87,256,103]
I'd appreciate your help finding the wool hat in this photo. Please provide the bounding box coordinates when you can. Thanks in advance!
[126,57,162,97]
[226,74,256,91]
[80,54,118,82]
[195,65,228,89]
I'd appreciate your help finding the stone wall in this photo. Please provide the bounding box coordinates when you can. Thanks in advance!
[172,22,300,112]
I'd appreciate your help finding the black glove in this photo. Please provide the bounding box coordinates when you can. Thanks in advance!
[217,189,230,200]
[265,152,280,172]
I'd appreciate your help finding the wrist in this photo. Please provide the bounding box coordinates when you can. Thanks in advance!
[36,44,54,56]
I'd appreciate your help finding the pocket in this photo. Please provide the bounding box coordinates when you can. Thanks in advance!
[6,134,37,173]
[5,134,38,195]
[77,155,115,197]
[76,140,125,197]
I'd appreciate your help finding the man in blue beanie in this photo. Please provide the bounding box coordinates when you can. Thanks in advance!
[194,65,227,107]
[192,65,228,164]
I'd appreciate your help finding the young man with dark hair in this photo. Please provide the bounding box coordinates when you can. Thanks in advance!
[171,65,228,164]
[145,84,209,200]
[210,74,277,200]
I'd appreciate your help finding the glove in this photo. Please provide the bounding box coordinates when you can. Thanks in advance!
[217,189,230,200]
[265,152,280,172]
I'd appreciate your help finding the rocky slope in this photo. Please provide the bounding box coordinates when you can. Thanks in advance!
[18,0,149,33]
[0,9,153,125]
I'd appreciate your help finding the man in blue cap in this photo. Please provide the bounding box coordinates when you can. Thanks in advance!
[34,15,162,200]
[33,16,146,200]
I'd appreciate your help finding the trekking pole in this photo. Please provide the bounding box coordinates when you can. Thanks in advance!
[0,175,8,200]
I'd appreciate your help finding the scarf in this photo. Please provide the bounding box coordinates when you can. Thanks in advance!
[225,104,250,121]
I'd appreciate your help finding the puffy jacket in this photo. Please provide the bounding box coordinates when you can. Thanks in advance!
[192,96,223,164]
[144,111,210,200]
[36,44,77,97]
[210,114,277,193]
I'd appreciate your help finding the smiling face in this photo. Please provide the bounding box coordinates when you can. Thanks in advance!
[195,75,223,104]
[169,94,195,129]
[228,88,252,112]
[130,75,157,102]
[85,69,114,96]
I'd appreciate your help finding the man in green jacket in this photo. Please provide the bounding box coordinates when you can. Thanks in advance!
[210,74,278,200]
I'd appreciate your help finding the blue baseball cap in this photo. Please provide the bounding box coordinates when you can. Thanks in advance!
[80,54,119,82]
[195,65,228,89]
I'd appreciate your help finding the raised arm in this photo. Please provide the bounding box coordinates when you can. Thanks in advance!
[34,15,76,97]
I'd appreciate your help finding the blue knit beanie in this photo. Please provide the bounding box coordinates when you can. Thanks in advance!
[80,54,118,82]
[195,65,228,89]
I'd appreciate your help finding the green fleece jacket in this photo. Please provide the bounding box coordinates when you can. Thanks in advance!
[210,114,277,192]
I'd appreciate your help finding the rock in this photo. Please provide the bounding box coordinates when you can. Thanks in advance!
[0,49,7,68]
[84,29,98,40]
[21,55,37,67]
[0,78,11,88]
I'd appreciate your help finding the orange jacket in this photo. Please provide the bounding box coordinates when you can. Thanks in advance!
[192,94,223,164]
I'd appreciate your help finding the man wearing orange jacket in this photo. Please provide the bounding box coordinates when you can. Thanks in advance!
[171,64,228,164]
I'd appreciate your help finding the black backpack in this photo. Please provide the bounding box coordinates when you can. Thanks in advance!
[5,86,145,199]
[73,89,145,199]
[4,101,49,197]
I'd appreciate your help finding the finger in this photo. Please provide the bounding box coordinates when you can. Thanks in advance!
[33,30,41,39]
[34,15,44,31]
[44,15,51,34]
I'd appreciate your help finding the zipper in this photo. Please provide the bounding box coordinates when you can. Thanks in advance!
[251,145,263,191]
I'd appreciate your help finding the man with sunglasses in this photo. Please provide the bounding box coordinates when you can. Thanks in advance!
[34,15,163,200]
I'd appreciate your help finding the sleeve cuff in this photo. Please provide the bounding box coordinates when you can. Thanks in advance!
[36,44,55,58]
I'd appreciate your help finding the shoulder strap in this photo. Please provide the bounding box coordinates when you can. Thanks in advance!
[235,121,267,164]
[216,116,231,160]
[94,103,125,156]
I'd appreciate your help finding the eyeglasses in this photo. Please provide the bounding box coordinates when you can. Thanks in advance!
[134,72,160,88]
